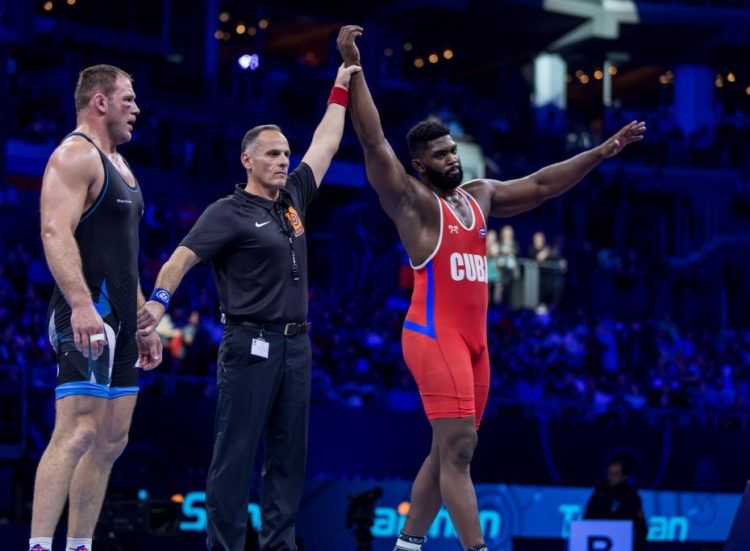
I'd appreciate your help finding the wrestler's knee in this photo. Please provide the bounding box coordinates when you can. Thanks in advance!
[52,422,98,459]
[440,426,478,468]
[91,428,129,463]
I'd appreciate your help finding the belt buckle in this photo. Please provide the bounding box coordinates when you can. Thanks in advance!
[283,322,309,336]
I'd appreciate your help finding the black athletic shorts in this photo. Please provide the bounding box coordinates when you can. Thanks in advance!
[48,307,139,400]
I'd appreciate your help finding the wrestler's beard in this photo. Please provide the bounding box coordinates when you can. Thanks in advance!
[424,164,463,191]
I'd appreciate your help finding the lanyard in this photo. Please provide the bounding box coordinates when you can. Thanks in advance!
[272,199,301,281]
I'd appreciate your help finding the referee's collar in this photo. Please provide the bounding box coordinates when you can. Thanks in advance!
[233,183,291,209]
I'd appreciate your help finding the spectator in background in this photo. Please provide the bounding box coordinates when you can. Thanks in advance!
[529,231,568,308]
[529,231,551,262]
[584,457,648,551]
[497,225,520,307]
[529,231,553,309]
[548,234,568,308]
[486,230,502,304]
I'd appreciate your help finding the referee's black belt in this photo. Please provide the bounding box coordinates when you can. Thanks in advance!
[224,316,311,336]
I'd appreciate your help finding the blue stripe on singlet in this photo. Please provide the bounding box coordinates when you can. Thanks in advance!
[55,381,109,400]
[109,386,139,399]
[403,262,437,339]
[93,279,112,318]
[80,169,109,222]
[55,382,140,400]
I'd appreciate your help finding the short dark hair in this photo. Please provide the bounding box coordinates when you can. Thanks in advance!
[241,124,283,153]
[74,64,132,113]
[406,119,451,158]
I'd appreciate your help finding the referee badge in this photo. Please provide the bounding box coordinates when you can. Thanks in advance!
[285,206,305,237]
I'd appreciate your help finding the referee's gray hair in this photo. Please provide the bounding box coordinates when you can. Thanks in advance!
[241,124,283,153]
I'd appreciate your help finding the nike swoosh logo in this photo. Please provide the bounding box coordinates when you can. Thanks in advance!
[255,221,271,228]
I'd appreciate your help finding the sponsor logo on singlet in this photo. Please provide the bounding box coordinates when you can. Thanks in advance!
[449,253,487,282]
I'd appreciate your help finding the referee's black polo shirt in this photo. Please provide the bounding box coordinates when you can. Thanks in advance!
[180,162,317,323]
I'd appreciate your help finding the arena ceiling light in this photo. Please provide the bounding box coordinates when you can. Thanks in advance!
[238,54,259,70]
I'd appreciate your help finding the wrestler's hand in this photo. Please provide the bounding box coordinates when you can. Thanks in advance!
[136,331,162,370]
[137,300,165,336]
[599,120,646,158]
[70,302,106,360]
[333,63,362,90]
[336,25,363,66]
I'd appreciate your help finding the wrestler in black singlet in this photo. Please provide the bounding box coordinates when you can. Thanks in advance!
[47,132,144,400]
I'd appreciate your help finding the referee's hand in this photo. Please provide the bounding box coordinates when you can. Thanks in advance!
[333,62,361,90]
[137,300,165,336]
[136,331,162,370]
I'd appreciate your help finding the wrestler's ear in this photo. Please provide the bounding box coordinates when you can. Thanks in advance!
[411,158,425,174]
[92,91,108,115]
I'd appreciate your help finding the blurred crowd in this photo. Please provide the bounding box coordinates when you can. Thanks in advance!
[3,230,750,425]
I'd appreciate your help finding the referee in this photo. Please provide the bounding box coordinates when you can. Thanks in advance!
[137,61,361,551]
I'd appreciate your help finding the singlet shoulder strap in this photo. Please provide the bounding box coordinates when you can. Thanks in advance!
[410,192,444,270]
[63,132,110,222]
[457,187,487,228]
[64,131,96,145]
[64,131,138,190]
[62,131,106,166]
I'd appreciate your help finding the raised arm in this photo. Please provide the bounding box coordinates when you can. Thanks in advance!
[40,140,107,361]
[337,25,413,216]
[300,63,361,186]
[137,245,201,335]
[468,121,646,218]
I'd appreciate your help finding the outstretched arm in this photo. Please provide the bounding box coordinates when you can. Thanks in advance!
[301,63,361,186]
[337,25,413,216]
[469,121,646,218]
[137,246,201,335]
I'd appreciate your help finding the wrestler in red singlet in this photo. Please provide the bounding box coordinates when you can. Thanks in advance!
[338,22,646,551]
[403,187,490,427]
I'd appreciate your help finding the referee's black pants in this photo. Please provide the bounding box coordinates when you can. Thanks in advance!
[206,323,311,551]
